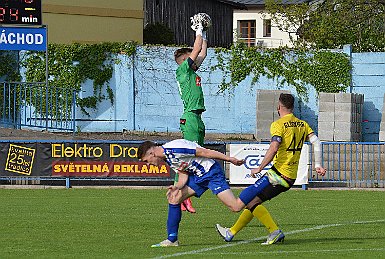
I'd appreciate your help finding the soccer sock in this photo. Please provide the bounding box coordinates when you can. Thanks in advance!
[239,176,270,205]
[251,205,279,233]
[167,204,182,242]
[230,209,253,235]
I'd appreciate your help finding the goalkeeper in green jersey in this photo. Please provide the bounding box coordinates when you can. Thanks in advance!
[172,13,211,213]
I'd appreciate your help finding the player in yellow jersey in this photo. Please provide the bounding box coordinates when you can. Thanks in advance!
[216,93,326,245]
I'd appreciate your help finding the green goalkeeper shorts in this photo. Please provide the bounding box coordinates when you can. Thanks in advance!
[176,111,205,182]
[180,111,205,146]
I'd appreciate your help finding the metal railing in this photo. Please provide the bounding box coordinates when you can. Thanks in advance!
[0,82,76,132]
[309,142,385,188]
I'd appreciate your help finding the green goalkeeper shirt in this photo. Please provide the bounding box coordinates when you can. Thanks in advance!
[176,58,206,113]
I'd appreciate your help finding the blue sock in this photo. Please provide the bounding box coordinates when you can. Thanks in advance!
[167,204,182,242]
[239,175,270,205]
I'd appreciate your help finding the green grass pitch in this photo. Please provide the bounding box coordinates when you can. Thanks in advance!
[0,188,383,258]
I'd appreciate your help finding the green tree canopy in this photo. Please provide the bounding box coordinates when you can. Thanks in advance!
[266,0,385,52]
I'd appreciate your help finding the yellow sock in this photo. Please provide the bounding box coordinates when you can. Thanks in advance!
[252,205,279,233]
[230,209,253,235]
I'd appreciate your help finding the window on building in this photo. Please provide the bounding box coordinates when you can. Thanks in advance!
[238,20,256,47]
[263,19,271,37]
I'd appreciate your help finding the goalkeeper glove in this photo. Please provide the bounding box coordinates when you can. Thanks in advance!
[195,23,204,37]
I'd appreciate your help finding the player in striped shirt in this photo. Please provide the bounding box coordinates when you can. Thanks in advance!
[138,139,243,247]
[138,138,290,247]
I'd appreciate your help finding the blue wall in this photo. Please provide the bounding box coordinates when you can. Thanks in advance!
[350,52,385,141]
[75,46,384,141]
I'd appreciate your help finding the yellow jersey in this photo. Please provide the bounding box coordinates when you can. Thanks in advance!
[270,113,313,179]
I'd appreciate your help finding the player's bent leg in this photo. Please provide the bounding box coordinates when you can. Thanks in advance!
[238,176,270,206]
[216,189,245,212]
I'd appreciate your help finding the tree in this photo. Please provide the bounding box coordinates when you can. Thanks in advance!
[143,23,175,45]
[265,0,385,52]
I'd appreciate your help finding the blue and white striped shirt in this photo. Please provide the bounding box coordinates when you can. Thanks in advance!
[162,139,215,177]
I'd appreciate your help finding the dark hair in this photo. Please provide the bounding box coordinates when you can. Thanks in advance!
[174,48,192,61]
[137,141,157,159]
[279,93,294,110]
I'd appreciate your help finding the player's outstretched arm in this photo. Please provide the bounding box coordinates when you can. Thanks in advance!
[308,133,326,176]
[251,141,279,177]
[195,33,207,67]
[189,25,204,63]
[195,147,244,166]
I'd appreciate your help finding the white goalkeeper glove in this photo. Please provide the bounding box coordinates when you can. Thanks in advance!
[195,23,204,37]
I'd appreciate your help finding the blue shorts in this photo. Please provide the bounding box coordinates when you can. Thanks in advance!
[186,162,230,197]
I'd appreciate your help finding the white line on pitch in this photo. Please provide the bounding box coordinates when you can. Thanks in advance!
[151,219,385,259]
[205,247,385,255]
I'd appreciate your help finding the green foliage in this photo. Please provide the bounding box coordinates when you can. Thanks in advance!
[265,0,385,52]
[21,42,137,115]
[212,43,351,100]
[143,22,175,45]
[0,51,21,81]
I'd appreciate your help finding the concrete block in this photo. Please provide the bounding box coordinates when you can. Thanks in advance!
[334,130,353,141]
[382,110,385,122]
[256,120,273,132]
[319,101,335,112]
[256,101,275,112]
[255,129,271,141]
[318,111,334,122]
[319,92,335,102]
[318,121,335,131]
[335,92,353,103]
[334,111,353,122]
[273,90,290,103]
[318,130,334,141]
[257,90,276,102]
[335,102,353,112]
[334,122,353,132]
[273,111,280,121]
[379,131,385,142]
[256,111,274,121]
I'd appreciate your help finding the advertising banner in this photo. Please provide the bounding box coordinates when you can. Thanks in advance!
[0,142,170,178]
[229,143,309,185]
[0,27,47,51]
[0,141,226,179]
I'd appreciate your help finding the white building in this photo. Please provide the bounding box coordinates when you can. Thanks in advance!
[231,0,311,48]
